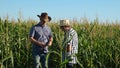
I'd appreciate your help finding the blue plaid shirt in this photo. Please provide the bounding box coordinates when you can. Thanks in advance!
[29,23,53,54]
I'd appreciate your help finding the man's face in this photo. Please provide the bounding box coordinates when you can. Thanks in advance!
[60,26,70,31]
[44,15,49,22]
[41,15,49,24]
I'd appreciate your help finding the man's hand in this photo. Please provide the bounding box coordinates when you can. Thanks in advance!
[47,41,52,46]
[67,44,72,52]
[38,42,46,47]
[30,37,46,47]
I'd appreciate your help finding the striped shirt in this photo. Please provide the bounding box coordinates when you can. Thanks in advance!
[62,28,78,64]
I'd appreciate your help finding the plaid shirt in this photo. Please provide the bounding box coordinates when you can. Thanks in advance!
[62,28,78,64]
[29,23,53,54]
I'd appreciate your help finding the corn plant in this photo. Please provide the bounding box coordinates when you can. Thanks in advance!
[0,18,120,68]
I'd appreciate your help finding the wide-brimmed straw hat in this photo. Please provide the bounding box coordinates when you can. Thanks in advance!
[60,19,71,26]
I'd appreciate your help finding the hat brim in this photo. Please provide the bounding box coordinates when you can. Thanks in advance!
[48,16,51,21]
[37,15,51,21]
[37,15,41,18]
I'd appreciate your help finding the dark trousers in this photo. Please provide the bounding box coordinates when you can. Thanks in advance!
[66,63,73,68]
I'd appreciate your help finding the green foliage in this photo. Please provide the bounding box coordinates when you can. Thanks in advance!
[0,19,120,68]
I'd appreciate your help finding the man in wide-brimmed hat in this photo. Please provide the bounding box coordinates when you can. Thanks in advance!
[60,20,78,68]
[29,12,53,68]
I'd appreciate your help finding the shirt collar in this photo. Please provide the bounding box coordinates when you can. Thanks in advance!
[37,22,46,27]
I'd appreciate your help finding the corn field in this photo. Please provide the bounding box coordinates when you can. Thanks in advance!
[0,17,120,68]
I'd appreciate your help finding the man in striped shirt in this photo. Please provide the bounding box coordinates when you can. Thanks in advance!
[60,20,78,68]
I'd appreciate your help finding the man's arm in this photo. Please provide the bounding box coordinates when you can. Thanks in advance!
[47,28,53,46]
[67,44,72,52]
[67,32,78,54]
[29,26,45,47]
[47,36,53,46]
[30,37,45,47]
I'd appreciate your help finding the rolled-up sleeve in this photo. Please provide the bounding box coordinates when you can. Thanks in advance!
[49,28,53,38]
